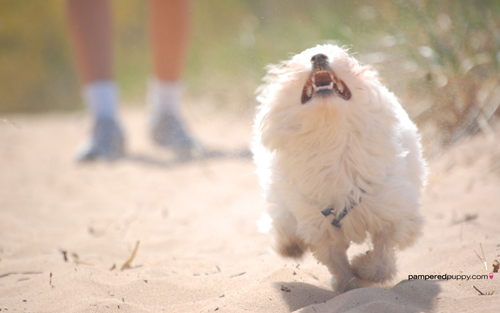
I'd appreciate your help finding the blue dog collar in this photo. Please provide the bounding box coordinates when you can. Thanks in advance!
[321,190,365,228]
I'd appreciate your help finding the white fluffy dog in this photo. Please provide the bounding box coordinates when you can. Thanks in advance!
[252,45,427,292]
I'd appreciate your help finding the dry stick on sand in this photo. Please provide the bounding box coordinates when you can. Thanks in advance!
[230,272,246,278]
[121,241,140,271]
[0,271,43,279]
[480,243,488,271]
[59,249,68,262]
[473,285,495,296]
[49,273,54,288]
[342,277,356,293]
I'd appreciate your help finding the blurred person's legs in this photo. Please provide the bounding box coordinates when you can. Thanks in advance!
[148,0,201,159]
[67,0,124,161]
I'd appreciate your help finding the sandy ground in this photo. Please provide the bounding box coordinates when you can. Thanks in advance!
[1,107,500,312]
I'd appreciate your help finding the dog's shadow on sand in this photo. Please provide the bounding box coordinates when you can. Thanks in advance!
[273,282,336,312]
[124,147,253,169]
[276,279,441,312]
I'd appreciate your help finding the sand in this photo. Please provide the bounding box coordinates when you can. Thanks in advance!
[1,107,499,312]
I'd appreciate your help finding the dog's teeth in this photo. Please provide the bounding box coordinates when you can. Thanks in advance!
[312,76,315,83]
[329,82,333,89]
[307,85,313,96]
[337,82,344,93]
[313,84,317,91]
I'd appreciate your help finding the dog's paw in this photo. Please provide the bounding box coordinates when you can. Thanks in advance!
[350,250,396,283]
[275,241,306,259]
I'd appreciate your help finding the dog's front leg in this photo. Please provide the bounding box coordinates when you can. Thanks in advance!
[268,203,308,259]
[351,231,397,284]
[311,241,362,292]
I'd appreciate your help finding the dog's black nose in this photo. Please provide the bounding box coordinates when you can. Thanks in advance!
[311,54,328,63]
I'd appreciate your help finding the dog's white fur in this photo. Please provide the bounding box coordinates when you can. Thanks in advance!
[252,45,427,292]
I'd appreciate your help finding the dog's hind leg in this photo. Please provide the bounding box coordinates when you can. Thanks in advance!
[351,231,397,284]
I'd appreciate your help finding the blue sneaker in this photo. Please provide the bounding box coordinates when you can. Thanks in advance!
[151,114,202,160]
[76,118,125,162]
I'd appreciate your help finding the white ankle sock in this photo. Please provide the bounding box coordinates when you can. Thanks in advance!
[83,80,119,120]
[148,78,182,118]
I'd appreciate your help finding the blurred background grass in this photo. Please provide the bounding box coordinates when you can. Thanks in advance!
[1,0,500,156]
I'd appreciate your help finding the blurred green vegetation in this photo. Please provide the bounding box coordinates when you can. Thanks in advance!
[0,1,76,112]
[1,0,500,153]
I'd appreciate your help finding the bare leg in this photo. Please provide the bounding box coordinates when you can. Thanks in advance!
[149,0,191,82]
[147,0,200,159]
[67,0,113,83]
[67,0,124,161]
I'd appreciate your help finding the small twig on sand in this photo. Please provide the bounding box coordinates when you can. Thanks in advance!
[342,277,356,293]
[473,285,494,296]
[121,241,140,271]
[230,272,246,278]
[480,243,488,271]
[473,285,485,295]
[59,249,68,262]
[0,271,43,279]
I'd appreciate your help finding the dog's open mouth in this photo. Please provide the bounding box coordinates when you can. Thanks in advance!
[301,57,351,104]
